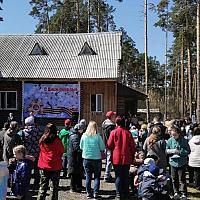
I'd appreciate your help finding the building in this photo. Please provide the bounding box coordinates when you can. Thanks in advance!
[0,32,146,128]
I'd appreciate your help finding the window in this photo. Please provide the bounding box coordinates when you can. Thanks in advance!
[78,42,97,56]
[30,43,48,56]
[90,94,103,112]
[0,91,17,110]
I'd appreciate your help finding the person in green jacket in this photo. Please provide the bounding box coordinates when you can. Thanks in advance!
[59,119,71,177]
[166,125,190,200]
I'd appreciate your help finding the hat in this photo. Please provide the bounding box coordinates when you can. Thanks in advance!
[106,111,116,118]
[149,164,160,176]
[144,158,155,166]
[25,116,34,126]
[74,123,85,130]
[64,119,71,126]
[79,119,86,129]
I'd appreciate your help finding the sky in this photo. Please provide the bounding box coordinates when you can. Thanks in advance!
[0,0,173,64]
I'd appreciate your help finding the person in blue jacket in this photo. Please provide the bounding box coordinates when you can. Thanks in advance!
[9,145,34,200]
[166,125,190,200]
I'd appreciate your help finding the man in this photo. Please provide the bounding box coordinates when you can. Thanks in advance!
[0,122,9,161]
[59,119,72,177]
[102,111,116,182]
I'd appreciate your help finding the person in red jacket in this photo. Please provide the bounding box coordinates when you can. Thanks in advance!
[107,116,136,200]
[37,123,64,200]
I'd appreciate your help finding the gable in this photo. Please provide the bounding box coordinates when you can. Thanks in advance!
[30,43,48,56]
[78,42,97,56]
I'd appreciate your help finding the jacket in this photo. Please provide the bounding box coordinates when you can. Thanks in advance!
[22,126,42,158]
[102,119,116,144]
[67,129,82,174]
[189,135,200,167]
[80,133,105,160]
[166,136,190,167]
[11,159,33,197]
[143,137,167,170]
[0,128,7,161]
[59,128,70,156]
[38,137,64,171]
[107,126,136,165]
[3,129,22,162]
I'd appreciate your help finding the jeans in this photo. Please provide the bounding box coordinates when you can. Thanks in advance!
[113,164,130,197]
[62,155,68,175]
[104,149,112,178]
[193,167,200,188]
[83,159,102,196]
[171,165,187,195]
[37,170,60,200]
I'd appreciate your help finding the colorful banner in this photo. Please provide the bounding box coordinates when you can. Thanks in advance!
[23,83,80,118]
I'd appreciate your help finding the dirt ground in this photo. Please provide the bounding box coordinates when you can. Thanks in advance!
[6,165,200,200]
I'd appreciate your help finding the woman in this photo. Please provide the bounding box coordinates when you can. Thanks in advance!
[166,125,190,200]
[68,123,84,193]
[80,121,105,199]
[143,126,167,171]
[107,116,136,200]
[189,127,200,190]
[37,123,64,200]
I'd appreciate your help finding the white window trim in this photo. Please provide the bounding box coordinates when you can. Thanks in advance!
[0,91,17,110]
[90,94,103,112]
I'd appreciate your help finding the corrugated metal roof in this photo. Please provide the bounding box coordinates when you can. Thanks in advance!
[0,32,122,79]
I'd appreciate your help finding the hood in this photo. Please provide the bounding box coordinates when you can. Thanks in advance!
[102,119,115,128]
[192,135,200,144]
[6,128,16,136]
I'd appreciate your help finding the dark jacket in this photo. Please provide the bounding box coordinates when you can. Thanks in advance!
[3,129,22,162]
[67,129,82,174]
[11,159,33,197]
[102,119,116,144]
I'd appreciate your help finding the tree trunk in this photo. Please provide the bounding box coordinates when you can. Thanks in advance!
[180,36,185,118]
[97,0,100,32]
[87,0,90,33]
[197,0,200,123]
[76,0,80,33]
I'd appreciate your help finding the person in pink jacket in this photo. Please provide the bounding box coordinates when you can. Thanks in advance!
[107,116,136,200]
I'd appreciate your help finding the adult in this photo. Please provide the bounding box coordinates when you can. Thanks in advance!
[68,122,84,193]
[143,126,167,171]
[188,127,200,190]
[37,123,64,200]
[107,116,136,200]
[102,110,116,182]
[166,126,190,200]
[7,113,16,125]
[0,122,9,161]
[80,121,105,199]
[23,117,42,190]
[59,119,71,177]
[3,121,22,162]
[148,115,166,139]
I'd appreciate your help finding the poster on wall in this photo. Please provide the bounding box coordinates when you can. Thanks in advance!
[23,83,80,119]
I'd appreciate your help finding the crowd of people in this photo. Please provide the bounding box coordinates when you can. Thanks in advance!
[0,111,200,200]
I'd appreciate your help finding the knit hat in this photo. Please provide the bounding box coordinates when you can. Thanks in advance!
[74,123,85,130]
[64,119,71,126]
[149,164,160,176]
[25,116,34,126]
[79,119,86,129]
[106,111,116,118]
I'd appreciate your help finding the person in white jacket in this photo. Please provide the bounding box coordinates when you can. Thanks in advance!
[188,127,200,190]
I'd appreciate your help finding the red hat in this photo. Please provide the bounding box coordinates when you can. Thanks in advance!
[106,111,116,118]
[64,119,71,126]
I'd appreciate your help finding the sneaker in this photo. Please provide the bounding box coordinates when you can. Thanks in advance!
[87,193,93,199]
[174,193,180,200]
[93,194,101,199]
[70,189,76,193]
[181,194,187,200]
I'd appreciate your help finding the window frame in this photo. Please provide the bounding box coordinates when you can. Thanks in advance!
[90,93,103,112]
[0,91,17,110]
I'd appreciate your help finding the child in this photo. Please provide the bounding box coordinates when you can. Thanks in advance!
[129,151,145,195]
[140,164,171,200]
[9,145,34,200]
